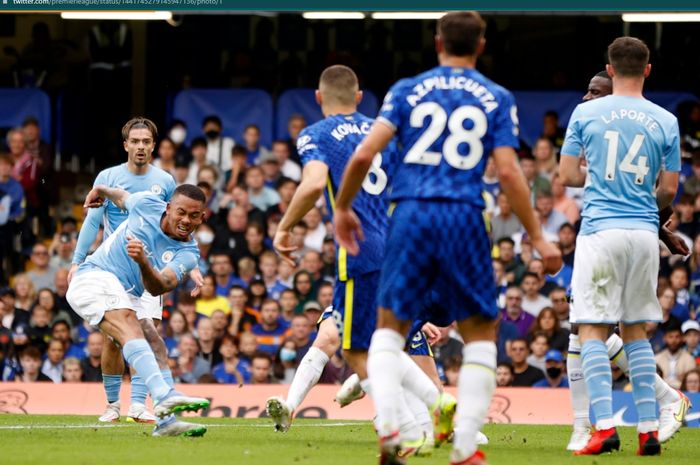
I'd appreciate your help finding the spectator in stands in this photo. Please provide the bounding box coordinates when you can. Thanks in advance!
[202,115,235,173]
[680,368,700,393]
[533,349,568,388]
[287,314,314,361]
[274,339,300,383]
[195,274,231,317]
[266,178,297,220]
[674,194,698,240]
[669,264,692,322]
[535,188,568,237]
[167,120,190,162]
[7,128,40,241]
[238,331,258,367]
[62,357,82,382]
[194,223,215,275]
[27,243,58,292]
[51,320,82,359]
[611,362,630,390]
[185,137,210,186]
[153,137,177,175]
[302,208,326,253]
[482,155,500,202]
[320,237,336,278]
[210,252,242,297]
[492,193,522,242]
[496,362,514,387]
[196,317,221,366]
[278,289,299,322]
[48,233,75,270]
[682,320,700,361]
[259,251,288,300]
[224,145,248,193]
[0,153,25,282]
[258,152,282,189]
[497,237,524,285]
[496,313,519,364]
[302,301,323,329]
[13,274,36,311]
[173,157,190,186]
[444,356,462,387]
[301,250,327,291]
[526,331,549,372]
[509,338,545,387]
[501,285,535,339]
[22,116,53,173]
[246,166,280,211]
[549,287,571,330]
[542,110,565,148]
[272,140,301,182]
[290,222,311,261]
[251,299,290,356]
[527,259,559,296]
[210,310,229,340]
[34,288,72,326]
[293,270,315,313]
[249,351,274,384]
[242,124,271,166]
[0,154,24,223]
[198,165,223,200]
[519,153,550,205]
[176,333,211,384]
[655,325,696,389]
[247,279,268,310]
[316,282,333,311]
[533,137,557,181]
[0,287,29,333]
[528,307,569,353]
[229,184,267,227]
[520,272,552,317]
[80,331,103,381]
[16,346,51,382]
[286,114,306,164]
[212,334,250,384]
[164,310,189,356]
[318,352,353,385]
[551,173,579,224]
[683,151,700,198]
[237,257,258,287]
[41,338,64,383]
[244,223,268,264]
[558,223,577,267]
[212,206,248,265]
[228,285,259,336]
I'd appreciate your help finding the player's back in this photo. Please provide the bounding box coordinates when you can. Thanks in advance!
[561,95,680,235]
[95,163,176,236]
[377,65,519,206]
[297,112,389,279]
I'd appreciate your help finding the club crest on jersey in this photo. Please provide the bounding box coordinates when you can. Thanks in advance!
[151,184,163,195]
[161,250,174,263]
[106,295,120,308]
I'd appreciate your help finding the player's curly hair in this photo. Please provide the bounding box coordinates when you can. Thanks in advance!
[121,117,158,141]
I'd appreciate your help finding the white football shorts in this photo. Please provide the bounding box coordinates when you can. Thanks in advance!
[137,290,163,321]
[67,270,145,326]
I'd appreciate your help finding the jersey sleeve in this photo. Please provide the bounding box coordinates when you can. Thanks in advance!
[163,174,177,201]
[165,248,199,282]
[662,118,682,172]
[124,191,161,214]
[376,81,406,132]
[491,90,520,149]
[297,127,327,166]
[560,105,584,157]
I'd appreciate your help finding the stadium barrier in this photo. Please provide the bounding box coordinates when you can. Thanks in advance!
[1,384,698,427]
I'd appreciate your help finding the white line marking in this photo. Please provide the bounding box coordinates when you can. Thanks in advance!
[0,421,365,430]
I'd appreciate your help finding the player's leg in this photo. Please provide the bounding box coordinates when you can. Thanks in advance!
[572,230,625,455]
[98,336,124,422]
[565,324,592,450]
[266,311,337,432]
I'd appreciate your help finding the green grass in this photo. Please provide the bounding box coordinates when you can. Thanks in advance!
[0,415,698,465]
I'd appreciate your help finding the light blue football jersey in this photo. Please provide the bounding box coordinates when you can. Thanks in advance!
[561,95,681,235]
[94,163,176,236]
[77,192,199,297]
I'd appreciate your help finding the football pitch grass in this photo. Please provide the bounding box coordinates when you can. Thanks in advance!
[1,415,698,465]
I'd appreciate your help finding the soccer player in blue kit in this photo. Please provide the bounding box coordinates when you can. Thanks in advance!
[335,12,561,465]
[67,184,210,436]
[69,117,181,424]
[559,37,681,456]
[265,65,453,456]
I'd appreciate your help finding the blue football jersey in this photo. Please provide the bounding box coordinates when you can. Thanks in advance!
[561,95,681,235]
[297,112,390,280]
[78,192,199,297]
[93,163,176,236]
[377,66,520,205]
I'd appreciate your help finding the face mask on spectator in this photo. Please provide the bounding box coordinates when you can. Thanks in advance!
[205,130,220,140]
[170,127,186,145]
[280,348,296,362]
[546,367,562,378]
[196,231,214,245]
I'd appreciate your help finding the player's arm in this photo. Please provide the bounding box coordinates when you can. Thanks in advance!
[656,171,679,211]
[335,122,394,255]
[558,154,587,187]
[493,146,562,273]
[84,185,130,211]
[125,235,179,295]
[274,161,329,266]
[68,207,103,283]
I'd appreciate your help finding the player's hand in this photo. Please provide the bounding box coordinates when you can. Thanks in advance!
[125,236,148,266]
[273,229,298,267]
[334,208,364,256]
[660,225,690,256]
[421,322,442,345]
[532,237,563,275]
[84,187,105,208]
[189,268,204,297]
[67,263,79,285]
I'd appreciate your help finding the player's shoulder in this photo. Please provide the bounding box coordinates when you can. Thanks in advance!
[470,68,514,101]
[95,163,125,184]
[297,120,327,155]
[643,99,678,124]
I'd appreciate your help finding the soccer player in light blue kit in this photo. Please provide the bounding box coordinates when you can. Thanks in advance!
[335,12,560,465]
[559,37,681,456]
[67,184,210,436]
[69,117,177,424]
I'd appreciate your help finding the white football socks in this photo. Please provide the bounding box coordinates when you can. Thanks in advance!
[567,334,591,429]
[367,328,405,441]
[286,346,329,411]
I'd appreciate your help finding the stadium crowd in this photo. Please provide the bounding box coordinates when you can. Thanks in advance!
[1,107,700,394]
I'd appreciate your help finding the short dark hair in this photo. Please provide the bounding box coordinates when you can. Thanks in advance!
[122,117,158,141]
[276,177,297,190]
[497,237,515,247]
[202,115,222,127]
[437,11,486,57]
[608,36,649,77]
[173,184,206,203]
[191,137,207,150]
[252,351,272,365]
[522,272,539,282]
[244,124,260,133]
[544,110,559,120]
[595,70,611,80]
[20,346,42,360]
[559,222,575,233]
[22,116,40,128]
[231,144,247,157]
[319,65,359,106]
